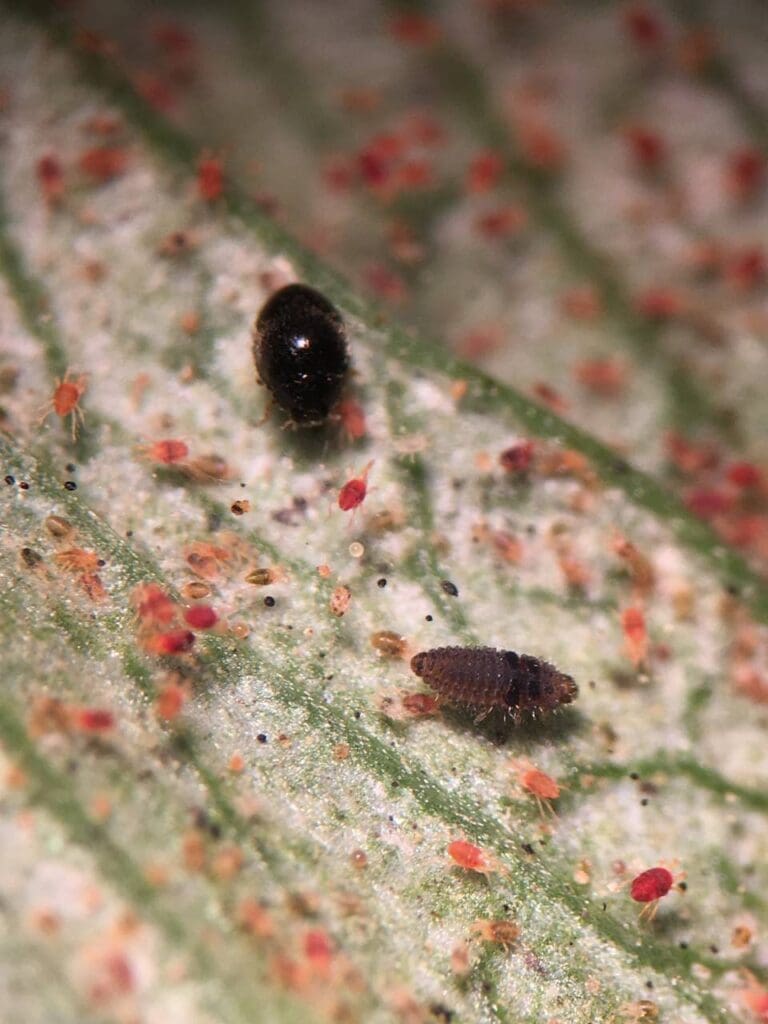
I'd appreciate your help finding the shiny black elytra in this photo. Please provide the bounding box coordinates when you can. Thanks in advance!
[253,283,349,426]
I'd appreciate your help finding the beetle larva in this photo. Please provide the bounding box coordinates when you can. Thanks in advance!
[410,646,577,715]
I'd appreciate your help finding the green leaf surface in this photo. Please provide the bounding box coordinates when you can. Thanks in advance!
[1,5,768,1023]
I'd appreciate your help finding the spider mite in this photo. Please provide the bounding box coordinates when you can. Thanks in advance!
[621,606,648,666]
[334,396,367,441]
[510,759,563,816]
[253,283,349,426]
[410,646,577,722]
[142,628,196,656]
[370,630,408,658]
[629,866,683,921]
[617,1001,659,1023]
[197,151,224,202]
[136,438,190,467]
[40,372,87,439]
[447,840,504,877]
[36,153,65,206]
[54,547,102,573]
[131,582,177,627]
[377,690,440,722]
[72,707,115,734]
[737,970,768,1020]
[470,919,519,949]
[338,460,374,514]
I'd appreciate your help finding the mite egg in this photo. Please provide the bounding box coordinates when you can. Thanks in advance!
[253,283,349,426]
[410,646,577,716]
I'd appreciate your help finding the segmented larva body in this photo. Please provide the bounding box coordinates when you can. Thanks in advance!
[410,646,577,713]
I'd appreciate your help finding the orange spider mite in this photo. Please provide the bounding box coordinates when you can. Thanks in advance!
[41,372,88,439]
[447,840,504,877]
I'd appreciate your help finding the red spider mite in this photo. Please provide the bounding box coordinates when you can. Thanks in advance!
[401,692,440,717]
[738,971,768,1020]
[303,929,334,976]
[726,147,765,201]
[154,680,187,720]
[143,628,195,656]
[73,707,115,733]
[517,121,567,173]
[624,125,666,172]
[338,460,374,512]
[183,604,218,630]
[470,919,519,949]
[55,547,101,573]
[137,439,190,466]
[630,866,673,903]
[388,12,442,47]
[575,358,627,397]
[131,583,177,626]
[511,760,563,815]
[79,572,106,602]
[621,606,648,666]
[622,3,665,49]
[36,154,65,206]
[630,866,682,921]
[335,397,367,441]
[40,371,87,439]
[499,440,535,474]
[135,72,176,114]
[447,840,504,877]
[465,150,504,194]
[197,152,224,202]
[151,21,196,60]
[78,145,128,183]
[728,462,762,489]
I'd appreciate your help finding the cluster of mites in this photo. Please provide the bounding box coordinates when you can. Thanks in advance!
[254,284,580,716]
[255,285,684,919]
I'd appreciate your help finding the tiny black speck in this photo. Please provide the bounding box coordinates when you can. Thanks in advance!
[264,595,276,607]
[64,480,77,491]
[521,842,536,856]
[640,798,649,806]
[4,475,14,486]
[440,579,459,597]
[425,614,433,622]
[377,577,387,588]
[257,733,268,744]
[629,772,640,780]
[66,463,76,473]
[354,710,361,719]
[253,283,349,425]
[19,481,29,490]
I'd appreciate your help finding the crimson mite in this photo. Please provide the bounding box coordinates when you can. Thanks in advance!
[629,866,682,921]
[410,646,577,718]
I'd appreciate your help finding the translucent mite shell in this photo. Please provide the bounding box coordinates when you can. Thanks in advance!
[410,646,577,714]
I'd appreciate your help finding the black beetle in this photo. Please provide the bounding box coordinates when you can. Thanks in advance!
[253,283,349,426]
